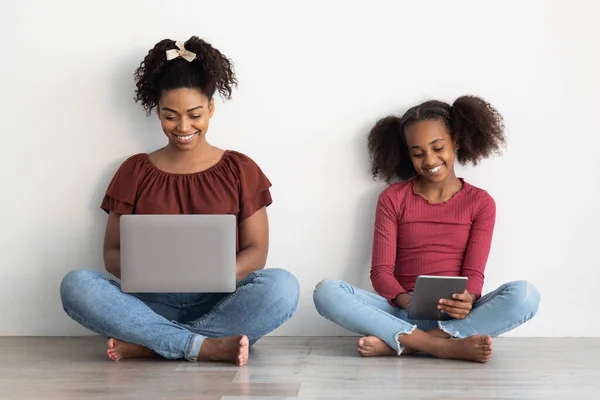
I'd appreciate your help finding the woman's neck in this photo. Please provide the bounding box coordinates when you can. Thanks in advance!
[151,138,225,174]
[164,138,214,161]
[414,174,463,204]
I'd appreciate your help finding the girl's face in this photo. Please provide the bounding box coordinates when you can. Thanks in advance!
[157,88,215,151]
[404,119,457,184]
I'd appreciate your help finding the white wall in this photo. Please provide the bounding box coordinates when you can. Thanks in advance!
[1,0,598,337]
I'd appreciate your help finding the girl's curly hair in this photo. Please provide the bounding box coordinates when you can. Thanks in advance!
[367,95,506,182]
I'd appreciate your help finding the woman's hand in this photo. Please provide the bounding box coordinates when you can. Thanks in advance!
[438,290,476,319]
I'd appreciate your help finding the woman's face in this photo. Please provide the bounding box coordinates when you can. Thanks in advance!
[157,88,215,151]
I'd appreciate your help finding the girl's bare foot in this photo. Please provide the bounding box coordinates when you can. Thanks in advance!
[198,335,249,366]
[107,338,156,361]
[435,335,493,363]
[357,336,397,357]
[358,336,418,356]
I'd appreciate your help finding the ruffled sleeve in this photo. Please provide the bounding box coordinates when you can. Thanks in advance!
[229,151,273,221]
[100,154,146,215]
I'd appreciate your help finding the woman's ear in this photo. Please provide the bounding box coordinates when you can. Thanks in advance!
[209,98,215,118]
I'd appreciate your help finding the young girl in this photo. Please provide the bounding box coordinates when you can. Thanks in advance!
[60,37,299,366]
[313,96,540,363]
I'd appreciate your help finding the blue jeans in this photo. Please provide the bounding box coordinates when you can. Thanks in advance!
[313,279,540,354]
[60,268,299,361]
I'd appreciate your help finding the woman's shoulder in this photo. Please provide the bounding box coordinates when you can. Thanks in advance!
[223,150,262,168]
[108,153,152,181]
[101,153,152,214]
[221,150,269,180]
[221,150,273,215]
[114,153,150,171]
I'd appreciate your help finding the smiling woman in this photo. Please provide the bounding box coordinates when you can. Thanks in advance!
[132,37,233,167]
[151,88,221,173]
[159,92,207,146]
[59,36,299,366]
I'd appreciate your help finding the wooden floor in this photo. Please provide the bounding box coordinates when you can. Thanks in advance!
[0,336,598,399]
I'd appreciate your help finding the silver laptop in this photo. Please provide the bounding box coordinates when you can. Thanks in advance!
[119,214,236,293]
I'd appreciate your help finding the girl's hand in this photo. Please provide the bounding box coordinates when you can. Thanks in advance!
[438,290,476,319]
[395,293,412,310]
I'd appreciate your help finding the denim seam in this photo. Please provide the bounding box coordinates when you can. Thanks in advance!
[184,333,193,359]
[316,281,400,311]
[472,283,508,309]
[184,332,200,361]
[191,278,259,328]
[342,286,414,325]
[486,308,539,338]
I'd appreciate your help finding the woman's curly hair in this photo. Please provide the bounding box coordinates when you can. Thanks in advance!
[134,36,237,115]
[367,95,506,182]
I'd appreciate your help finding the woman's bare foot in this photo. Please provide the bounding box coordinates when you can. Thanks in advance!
[107,338,156,361]
[435,335,493,363]
[198,335,249,366]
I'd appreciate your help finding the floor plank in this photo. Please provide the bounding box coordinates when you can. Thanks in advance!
[0,336,598,399]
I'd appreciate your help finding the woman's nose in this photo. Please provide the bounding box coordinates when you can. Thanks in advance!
[177,118,191,132]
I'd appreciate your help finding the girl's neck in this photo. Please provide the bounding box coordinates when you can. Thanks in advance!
[414,174,463,204]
